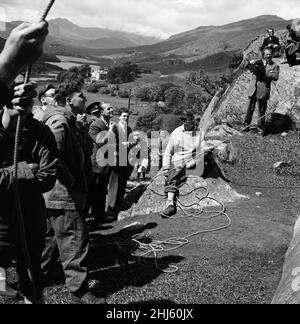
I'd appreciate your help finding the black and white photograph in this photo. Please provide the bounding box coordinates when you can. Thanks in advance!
[0,0,300,308]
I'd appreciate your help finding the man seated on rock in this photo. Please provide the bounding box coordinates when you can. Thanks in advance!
[260,28,281,58]
[161,111,209,218]
[285,24,300,67]
[243,47,280,135]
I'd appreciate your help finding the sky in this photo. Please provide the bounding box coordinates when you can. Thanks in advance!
[0,0,300,39]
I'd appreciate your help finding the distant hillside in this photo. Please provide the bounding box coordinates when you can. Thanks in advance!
[48,18,161,49]
[0,15,292,76]
[118,15,291,76]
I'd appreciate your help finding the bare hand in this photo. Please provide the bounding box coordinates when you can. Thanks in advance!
[162,168,169,177]
[109,121,115,132]
[2,81,37,130]
[0,22,48,88]
[28,163,39,175]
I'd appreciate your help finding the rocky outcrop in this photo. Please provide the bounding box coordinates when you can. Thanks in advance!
[272,216,300,304]
[208,29,300,128]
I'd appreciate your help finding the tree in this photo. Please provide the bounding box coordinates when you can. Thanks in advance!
[107,62,141,84]
[164,86,185,109]
[78,64,92,78]
[136,111,158,131]
[57,66,84,86]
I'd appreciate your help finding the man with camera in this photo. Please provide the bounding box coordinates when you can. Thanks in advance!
[260,28,281,58]
[243,48,280,135]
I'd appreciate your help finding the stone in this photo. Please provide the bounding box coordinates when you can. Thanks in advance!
[255,192,263,198]
[118,163,248,220]
[272,215,300,304]
[273,161,290,170]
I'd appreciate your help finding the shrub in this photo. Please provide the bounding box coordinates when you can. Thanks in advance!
[136,111,158,131]
[100,87,111,95]
[165,86,185,108]
[118,89,130,98]
[85,82,100,93]
[107,62,141,84]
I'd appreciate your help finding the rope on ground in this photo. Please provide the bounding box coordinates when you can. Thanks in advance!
[115,174,231,274]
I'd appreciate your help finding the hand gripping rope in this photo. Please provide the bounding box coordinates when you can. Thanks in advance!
[13,0,55,304]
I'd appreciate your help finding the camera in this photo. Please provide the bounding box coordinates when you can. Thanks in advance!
[247,59,264,73]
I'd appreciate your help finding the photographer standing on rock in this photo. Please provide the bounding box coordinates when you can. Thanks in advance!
[243,48,280,135]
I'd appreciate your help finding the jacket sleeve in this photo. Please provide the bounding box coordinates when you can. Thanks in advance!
[163,133,175,170]
[46,115,75,190]
[33,126,58,193]
[266,65,280,82]
[89,121,111,148]
[0,162,35,192]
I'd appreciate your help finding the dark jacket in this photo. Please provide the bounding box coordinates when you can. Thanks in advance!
[0,107,58,278]
[247,60,280,100]
[0,111,58,207]
[38,107,91,211]
[89,117,114,174]
[261,36,280,50]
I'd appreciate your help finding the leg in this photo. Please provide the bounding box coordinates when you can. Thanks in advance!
[257,99,268,131]
[16,194,47,302]
[244,96,257,126]
[114,167,133,215]
[93,173,111,224]
[41,216,63,285]
[285,48,297,66]
[49,209,90,297]
[106,170,119,218]
[162,167,186,218]
[0,201,14,270]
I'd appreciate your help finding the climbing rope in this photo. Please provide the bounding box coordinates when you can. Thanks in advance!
[12,0,55,304]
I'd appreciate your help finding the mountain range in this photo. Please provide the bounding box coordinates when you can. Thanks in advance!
[0,15,293,75]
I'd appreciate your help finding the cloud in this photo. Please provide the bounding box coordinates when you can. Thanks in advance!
[0,0,299,38]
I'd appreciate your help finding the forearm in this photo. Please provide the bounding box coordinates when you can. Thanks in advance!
[0,82,13,109]
[0,56,20,89]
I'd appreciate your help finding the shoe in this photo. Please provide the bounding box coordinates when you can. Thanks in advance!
[161,201,177,219]
[24,296,45,304]
[104,209,118,223]
[71,291,106,304]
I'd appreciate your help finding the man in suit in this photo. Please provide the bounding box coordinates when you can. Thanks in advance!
[106,108,139,221]
[285,24,300,67]
[243,48,280,135]
[260,28,281,57]
[89,103,115,225]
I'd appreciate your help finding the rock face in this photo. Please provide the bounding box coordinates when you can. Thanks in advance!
[272,216,300,304]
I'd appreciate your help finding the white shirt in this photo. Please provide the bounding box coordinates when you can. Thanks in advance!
[163,125,205,169]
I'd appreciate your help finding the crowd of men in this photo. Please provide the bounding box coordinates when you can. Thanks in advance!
[0,18,299,305]
[0,20,147,304]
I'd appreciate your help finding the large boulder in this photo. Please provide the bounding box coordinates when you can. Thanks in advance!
[118,154,248,220]
[272,216,300,304]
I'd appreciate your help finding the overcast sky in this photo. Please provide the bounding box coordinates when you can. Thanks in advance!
[0,0,299,38]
